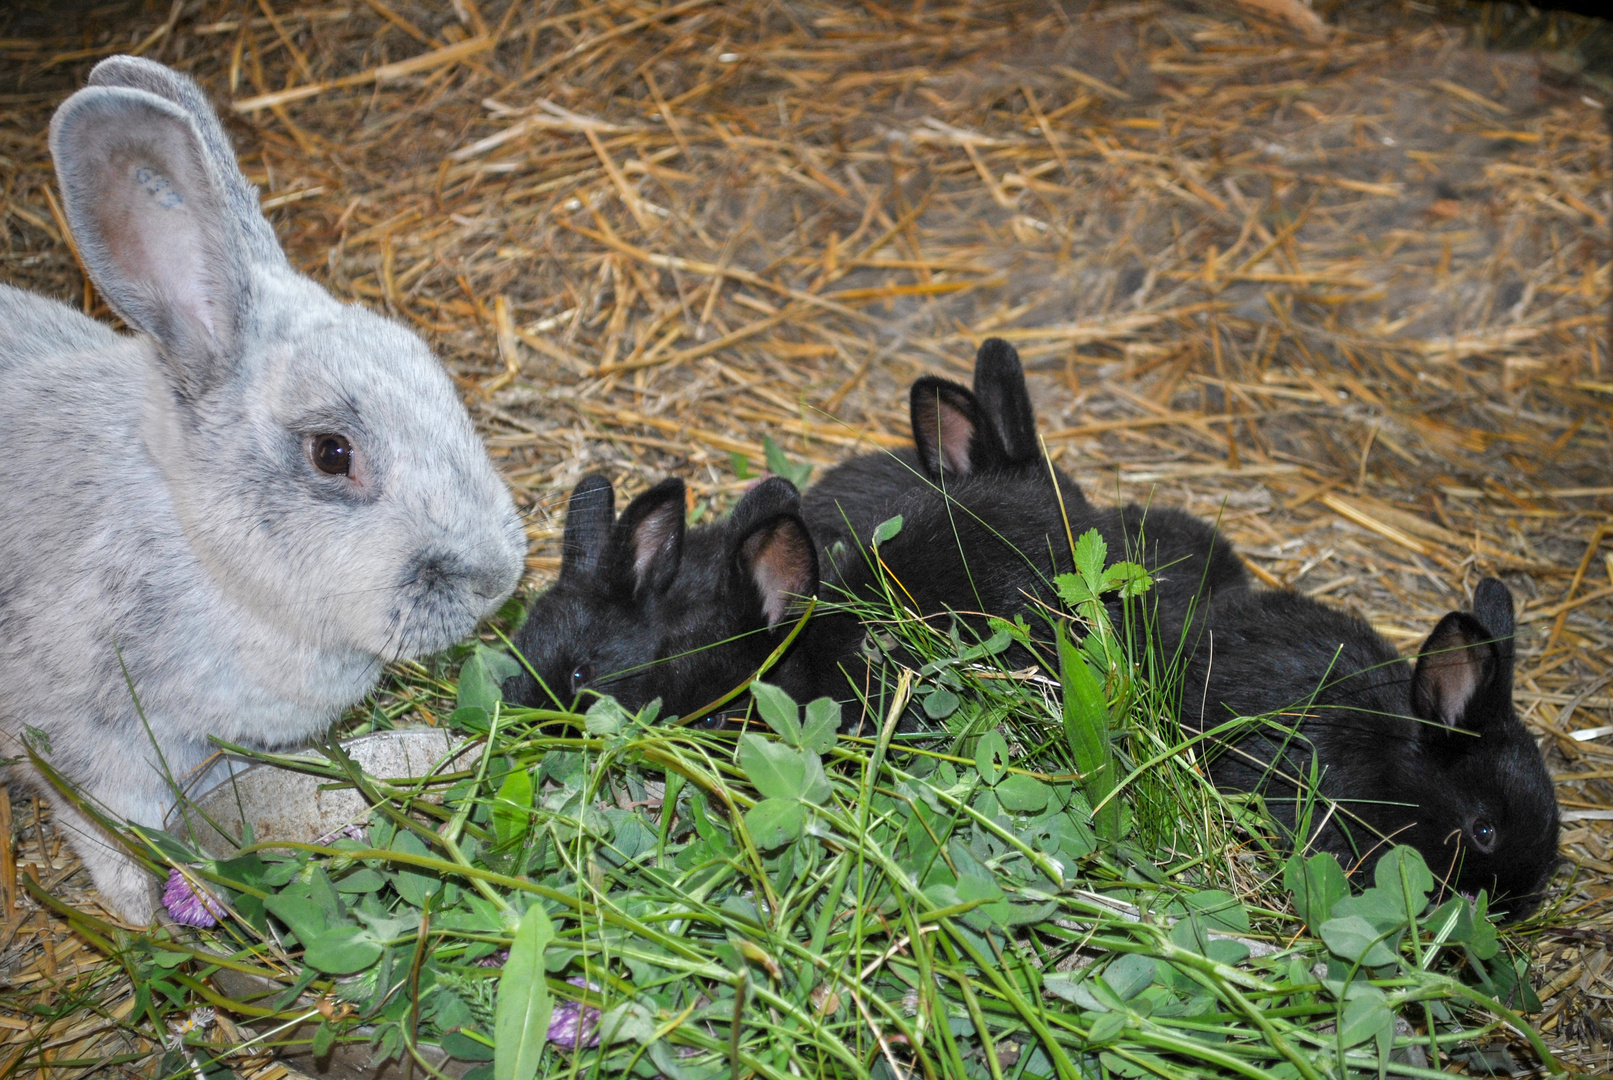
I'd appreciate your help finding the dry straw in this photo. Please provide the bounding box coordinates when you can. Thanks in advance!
[0,0,1610,1072]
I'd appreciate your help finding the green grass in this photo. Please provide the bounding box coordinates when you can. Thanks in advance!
[31,530,1568,1080]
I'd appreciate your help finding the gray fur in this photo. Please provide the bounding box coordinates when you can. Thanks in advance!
[0,58,526,923]
[86,56,284,266]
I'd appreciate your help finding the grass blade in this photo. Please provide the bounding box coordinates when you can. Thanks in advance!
[495,905,555,1080]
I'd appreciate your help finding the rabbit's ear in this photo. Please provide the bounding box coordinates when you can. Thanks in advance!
[560,474,615,580]
[1471,577,1516,670]
[911,377,988,478]
[732,506,819,629]
[728,476,801,533]
[608,479,686,600]
[86,56,282,266]
[1411,611,1508,736]
[972,338,1039,466]
[50,85,247,397]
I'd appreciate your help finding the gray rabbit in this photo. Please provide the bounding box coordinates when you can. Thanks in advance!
[0,58,526,922]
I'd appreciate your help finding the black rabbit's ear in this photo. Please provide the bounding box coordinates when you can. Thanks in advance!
[1471,577,1516,669]
[1411,611,1507,735]
[911,377,989,479]
[972,338,1039,467]
[731,508,819,629]
[728,476,802,533]
[561,473,615,579]
[608,479,686,600]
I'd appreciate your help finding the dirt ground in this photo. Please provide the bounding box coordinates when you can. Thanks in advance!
[1,0,1610,1074]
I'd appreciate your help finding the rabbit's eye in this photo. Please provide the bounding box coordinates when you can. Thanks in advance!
[1470,817,1497,853]
[570,664,593,694]
[311,434,354,476]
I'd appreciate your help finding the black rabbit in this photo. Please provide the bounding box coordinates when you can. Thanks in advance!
[780,460,1247,719]
[507,345,1246,727]
[803,336,1241,652]
[799,352,1244,683]
[503,474,815,718]
[802,338,1086,557]
[1180,578,1560,919]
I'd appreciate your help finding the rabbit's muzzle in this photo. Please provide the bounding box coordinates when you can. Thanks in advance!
[392,545,521,653]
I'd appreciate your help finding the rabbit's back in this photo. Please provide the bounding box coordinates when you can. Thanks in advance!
[801,447,923,553]
[1114,504,1247,654]
[1179,589,1408,789]
[824,481,1240,636]
[0,296,158,598]
[0,284,120,371]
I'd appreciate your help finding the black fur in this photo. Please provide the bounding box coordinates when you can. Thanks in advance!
[801,338,1087,556]
[507,337,1246,732]
[1180,580,1560,919]
[788,337,1244,712]
[971,337,1040,464]
[504,475,815,718]
[779,471,1248,721]
[506,466,1243,732]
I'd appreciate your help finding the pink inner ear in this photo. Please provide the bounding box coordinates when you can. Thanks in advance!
[747,524,813,627]
[89,141,221,347]
[1421,643,1483,727]
[938,405,974,476]
[631,507,680,584]
[137,171,215,331]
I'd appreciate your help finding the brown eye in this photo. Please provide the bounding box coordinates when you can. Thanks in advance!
[311,434,353,476]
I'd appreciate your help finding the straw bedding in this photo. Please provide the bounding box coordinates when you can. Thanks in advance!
[1,0,1610,1072]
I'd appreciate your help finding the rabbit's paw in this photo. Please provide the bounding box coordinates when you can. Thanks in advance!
[83,851,158,925]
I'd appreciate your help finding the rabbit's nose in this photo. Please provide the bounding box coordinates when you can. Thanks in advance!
[471,570,510,600]
[472,543,524,599]
[412,552,509,599]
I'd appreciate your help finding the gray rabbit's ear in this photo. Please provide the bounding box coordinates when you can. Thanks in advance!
[1411,611,1507,737]
[50,85,247,397]
[609,479,686,600]
[972,338,1039,466]
[560,474,615,580]
[86,56,282,266]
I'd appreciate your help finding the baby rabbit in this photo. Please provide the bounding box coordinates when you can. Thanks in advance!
[506,355,1246,727]
[805,339,1242,650]
[0,58,526,922]
[803,337,1086,555]
[815,365,1245,648]
[503,475,816,718]
[1181,578,1559,919]
[784,452,1247,716]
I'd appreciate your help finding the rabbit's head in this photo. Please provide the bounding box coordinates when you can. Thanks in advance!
[52,57,525,661]
[909,338,1074,490]
[507,474,817,717]
[1400,579,1560,918]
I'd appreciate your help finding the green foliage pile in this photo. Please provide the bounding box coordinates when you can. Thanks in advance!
[39,531,1560,1080]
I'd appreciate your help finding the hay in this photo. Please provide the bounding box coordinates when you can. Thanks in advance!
[1,0,1610,1072]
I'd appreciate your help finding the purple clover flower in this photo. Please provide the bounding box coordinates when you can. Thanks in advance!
[475,961,601,1049]
[162,868,227,928]
[315,823,368,845]
[547,978,601,1050]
